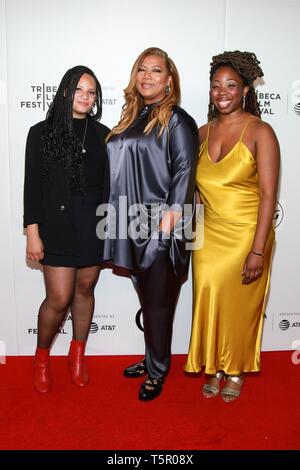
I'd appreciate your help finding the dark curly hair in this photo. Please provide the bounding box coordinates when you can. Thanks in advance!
[208,50,264,121]
[42,65,102,193]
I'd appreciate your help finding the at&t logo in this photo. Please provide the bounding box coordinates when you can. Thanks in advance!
[279,319,290,331]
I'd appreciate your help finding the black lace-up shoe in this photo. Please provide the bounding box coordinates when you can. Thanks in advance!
[139,377,164,401]
[124,359,147,378]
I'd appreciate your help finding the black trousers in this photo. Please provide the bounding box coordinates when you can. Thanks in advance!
[134,251,182,379]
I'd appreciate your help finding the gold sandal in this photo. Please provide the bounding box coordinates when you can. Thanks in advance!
[221,374,245,402]
[202,371,225,398]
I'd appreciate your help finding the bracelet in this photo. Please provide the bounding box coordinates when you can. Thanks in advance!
[251,250,264,257]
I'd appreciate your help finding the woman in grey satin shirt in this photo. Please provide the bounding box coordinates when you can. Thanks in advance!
[104,47,199,401]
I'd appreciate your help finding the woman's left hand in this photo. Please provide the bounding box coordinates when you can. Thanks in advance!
[242,252,264,284]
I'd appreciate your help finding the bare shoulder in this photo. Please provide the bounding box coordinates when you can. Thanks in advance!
[250,116,279,142]
[198,123,208,144]
[249,117,280,166]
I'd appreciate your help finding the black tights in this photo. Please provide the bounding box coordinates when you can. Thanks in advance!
[37,265,101,349]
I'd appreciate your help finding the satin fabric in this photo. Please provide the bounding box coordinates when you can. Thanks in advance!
[185,119,274,375]
[134,250,182,379]
[103,105,199,278]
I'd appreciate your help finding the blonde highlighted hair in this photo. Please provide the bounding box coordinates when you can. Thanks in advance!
[107,47,181,140]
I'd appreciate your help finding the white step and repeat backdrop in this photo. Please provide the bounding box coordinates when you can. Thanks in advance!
[0,0,299,356]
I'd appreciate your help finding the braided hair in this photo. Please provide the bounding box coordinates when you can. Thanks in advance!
[42,65,102,193]
[208,50,263,121]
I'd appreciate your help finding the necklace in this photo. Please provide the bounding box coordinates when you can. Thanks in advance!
[79,117,88,154]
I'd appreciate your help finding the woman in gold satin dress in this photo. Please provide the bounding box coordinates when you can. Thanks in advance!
[185,51,280,402]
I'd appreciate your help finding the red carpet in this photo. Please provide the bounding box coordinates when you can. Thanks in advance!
[0,352,299,450]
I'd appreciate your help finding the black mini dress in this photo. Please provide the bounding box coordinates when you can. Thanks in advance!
[41,118,107,268]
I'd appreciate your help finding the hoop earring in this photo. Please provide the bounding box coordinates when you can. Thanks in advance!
[211,103,215,112]
[165,84,170,95]
[242,95,246,110]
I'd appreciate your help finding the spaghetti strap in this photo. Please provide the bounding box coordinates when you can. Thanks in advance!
[239,116,253,142]
[206,122,212,141]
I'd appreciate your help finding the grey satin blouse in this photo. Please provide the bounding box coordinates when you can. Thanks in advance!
[103,104,199,278]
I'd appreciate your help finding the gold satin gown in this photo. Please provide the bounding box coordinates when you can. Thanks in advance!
[185,119,274,375]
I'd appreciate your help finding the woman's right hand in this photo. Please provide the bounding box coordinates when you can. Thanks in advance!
[241,251,263,285]
[26,225,44,261]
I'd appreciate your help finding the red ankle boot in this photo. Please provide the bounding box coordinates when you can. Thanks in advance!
[68,339,89,387]
[33,347,51,393]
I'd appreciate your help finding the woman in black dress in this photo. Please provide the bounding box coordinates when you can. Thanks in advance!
[24,65,109,393]
[104,47,199,401]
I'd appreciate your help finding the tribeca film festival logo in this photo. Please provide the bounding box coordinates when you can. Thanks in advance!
[28,326,68,335]
[256,90,281,115]
[20,83,117,111]
[20,84,57,111]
